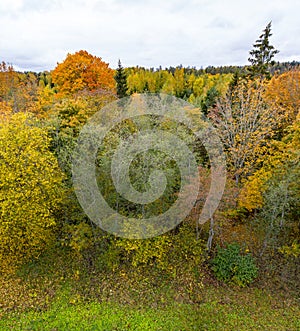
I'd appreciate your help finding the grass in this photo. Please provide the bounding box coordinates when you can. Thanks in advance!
[0,247,299,330]
[1,281,299,330]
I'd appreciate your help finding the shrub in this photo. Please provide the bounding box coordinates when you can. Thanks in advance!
[114,221,206,277]
[0,113,65,273]
[211,243,258,287]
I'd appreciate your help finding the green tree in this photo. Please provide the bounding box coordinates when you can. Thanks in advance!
[248,21,279,80]
[115,59,128,98]
[201,86,220,115]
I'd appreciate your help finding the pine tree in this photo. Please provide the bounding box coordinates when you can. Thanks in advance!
[248,22,279,80]
[115,59,128,98]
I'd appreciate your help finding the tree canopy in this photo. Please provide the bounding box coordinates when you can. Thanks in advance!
[52,50,115,96]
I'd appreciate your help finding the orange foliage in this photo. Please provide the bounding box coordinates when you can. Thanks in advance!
[0,62,17,102]
[52,50,115,96]
[265,69,300,126]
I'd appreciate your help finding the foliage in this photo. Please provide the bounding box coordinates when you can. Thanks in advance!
[239,117,300,252]
[1,269,299,331]
[125,66,231,107]
[115,59,128,98]
[279,241,300,258]
[52,50,115,96]
[0,113,65,273]
[265,68,300,129]
[0,61,18,103]
[248,21,279,80]
[211,243,258,287]
[0,62,39,114]
[209,79,279,184]
[115,221,206,275]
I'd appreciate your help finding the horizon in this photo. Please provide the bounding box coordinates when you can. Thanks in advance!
[1,0,300,72]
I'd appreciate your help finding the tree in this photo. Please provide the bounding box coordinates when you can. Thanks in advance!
[173,67,186,98]
[0,61,16,103]
[239,117,300,253]
[248,22,279,80]
[52,50,115,96]
[114,59,128,98]
[0,113,65,273]
[209,79,278,185]
[265,68,300,128]
[201,86,220,115]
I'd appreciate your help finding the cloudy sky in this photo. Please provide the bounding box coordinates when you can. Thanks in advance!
[0,0,299,72]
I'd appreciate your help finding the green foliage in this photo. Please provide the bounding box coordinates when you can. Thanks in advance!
[248,21,279,80]
[200,86,220,115]
[115,59,128,98]
[211,243,258,287]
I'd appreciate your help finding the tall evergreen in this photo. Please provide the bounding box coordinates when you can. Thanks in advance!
[115,59,128,98]
[248,21,279,80]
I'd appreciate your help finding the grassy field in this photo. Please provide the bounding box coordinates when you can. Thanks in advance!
[1,279,299,330]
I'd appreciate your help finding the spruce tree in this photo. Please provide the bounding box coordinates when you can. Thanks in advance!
[248,21,279,80]
[115,59,128,98]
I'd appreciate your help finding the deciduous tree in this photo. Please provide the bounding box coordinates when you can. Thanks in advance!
[52,50,115,96]
[209,79,278,185]
[0,113,65,273]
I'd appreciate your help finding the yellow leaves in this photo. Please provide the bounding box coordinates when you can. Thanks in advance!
[238,169,272,211]
[210,79,280,183]
[63,222,93,256]
[239,117,300,212]
[279,242,300,258]
[0,113,65,273]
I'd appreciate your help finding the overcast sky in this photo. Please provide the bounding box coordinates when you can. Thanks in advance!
[0,0,299,72]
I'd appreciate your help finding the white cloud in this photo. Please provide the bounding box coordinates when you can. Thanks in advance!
[0,0,299,71]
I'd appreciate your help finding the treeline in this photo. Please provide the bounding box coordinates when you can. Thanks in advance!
[125,60,300,76]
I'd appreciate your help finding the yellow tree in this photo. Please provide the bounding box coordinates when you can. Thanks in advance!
[52,50,115,96]
[239,116,300,253]
[239,114,300,212]
[209,79,279,185]
[0,113,65,273]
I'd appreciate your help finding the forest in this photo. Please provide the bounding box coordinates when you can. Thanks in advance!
[0,23,299,330]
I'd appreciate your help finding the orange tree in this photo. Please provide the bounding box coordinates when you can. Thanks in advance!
[265,68,300,129]
[51,50,115,96]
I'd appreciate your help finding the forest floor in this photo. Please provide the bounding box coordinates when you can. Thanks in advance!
[0,248,299,331]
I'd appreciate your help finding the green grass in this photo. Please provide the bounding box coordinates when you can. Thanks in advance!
[1,285,299,331]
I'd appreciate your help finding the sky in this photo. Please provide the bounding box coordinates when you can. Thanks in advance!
[0,0,300,72]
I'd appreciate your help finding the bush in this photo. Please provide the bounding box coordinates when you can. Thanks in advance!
[113,221,206,277]
[211,243,258,287]
[0,113,65,273]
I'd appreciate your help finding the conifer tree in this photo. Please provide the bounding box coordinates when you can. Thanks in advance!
[248,22,279,80]
[115,59,128,98]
